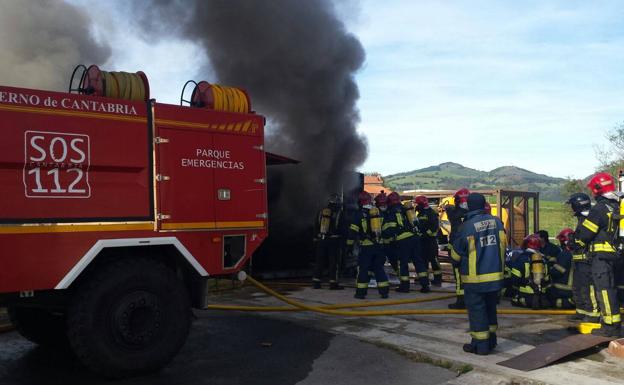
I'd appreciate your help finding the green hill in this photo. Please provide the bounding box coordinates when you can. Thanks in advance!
[384,162,567,201]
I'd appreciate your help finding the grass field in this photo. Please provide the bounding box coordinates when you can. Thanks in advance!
[538,200,576,239]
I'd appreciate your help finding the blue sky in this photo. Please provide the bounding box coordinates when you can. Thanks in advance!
[348,0,624,179]
[78,0,624,179]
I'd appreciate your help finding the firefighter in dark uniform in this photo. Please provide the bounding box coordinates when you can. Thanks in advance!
[405,199,431,292]
[347,191,390,299]
[545,229,575,309]
[567,192,600,322]
[445,188,470,309]
[375,192,397,273]
[452,193,506,355]
[575,172,622,337]
[414,195,443,286]
[510,234,550,308]
[538,230,562,272]
[384,192,416,293]
[312,193,345,290]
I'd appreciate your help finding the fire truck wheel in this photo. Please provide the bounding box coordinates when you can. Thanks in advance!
[67,258,191,378]
[8,307,68,347]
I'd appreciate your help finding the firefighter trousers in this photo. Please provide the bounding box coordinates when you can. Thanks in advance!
[512,292,550,309]
[591,254,622,327]
[409,236,430,288]
[545,287,575,309]
[356,245,389,297]
[313,238,340,283]
[385,243,398,272]
[572,261,599,319]
[422,236,442,283]
[395,237,413,284]
[464,289,498,353]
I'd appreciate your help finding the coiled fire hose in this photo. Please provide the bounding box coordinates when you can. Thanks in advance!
[210,84,249,113]
[207,275,578,316]
[101,71,146,101]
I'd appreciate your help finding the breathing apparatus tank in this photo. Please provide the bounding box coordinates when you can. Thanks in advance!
[319,208,332,239]
[403,201,417,226]
[530,253,544,287]
[369,207,382,242]
[530,253,545,309]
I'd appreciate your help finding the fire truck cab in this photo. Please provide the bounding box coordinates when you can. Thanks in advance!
[0,67,268,377]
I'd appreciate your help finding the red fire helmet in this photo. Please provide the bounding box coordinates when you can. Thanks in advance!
[524,234,541,250]
[387,191,401,206]
[556,228,574,244]
[414,195,429,209]
[484,202,491,215]
[374,191,387,207]
[358,191,372,206]
[586,172,616,196]
[454,188,470,204]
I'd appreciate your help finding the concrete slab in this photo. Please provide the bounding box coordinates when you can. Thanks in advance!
[207,281,624,385]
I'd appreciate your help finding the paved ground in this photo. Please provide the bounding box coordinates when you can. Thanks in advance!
[213,280,624,385]
[3,276,624,385]
[0,311,456,385]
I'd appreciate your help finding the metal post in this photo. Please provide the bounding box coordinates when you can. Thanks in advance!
[534,193,540,233]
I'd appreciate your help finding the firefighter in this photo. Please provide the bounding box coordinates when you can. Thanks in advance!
[538,230,562,272]
[375,192,397,273]
[545,229,575,309]
[347,191,390,299]
[383,192,416,293]
[445,188,470,309]
[451,193,506,355]
[510,234,550,308]
[414,195,443,286]
[575,172,622,337]
[403,199,429,292]
[566,192,600,323]
[312,193,345,290]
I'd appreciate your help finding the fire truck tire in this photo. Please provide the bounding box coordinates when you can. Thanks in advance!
[7,307,68,347]
[67,258,191,378]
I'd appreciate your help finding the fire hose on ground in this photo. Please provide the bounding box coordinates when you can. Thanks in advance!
[206,274,578,316]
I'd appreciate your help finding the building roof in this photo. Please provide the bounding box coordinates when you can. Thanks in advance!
[365,184,391,195]
[364,174,384,185]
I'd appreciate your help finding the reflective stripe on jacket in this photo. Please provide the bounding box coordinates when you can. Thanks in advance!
[383,205,414,243]
[576,196,618,257]
[416,207,439,238]
[451,210,507,292]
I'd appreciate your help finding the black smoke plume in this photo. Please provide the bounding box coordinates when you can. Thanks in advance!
[0,0,110,91]
[137,1,367,231]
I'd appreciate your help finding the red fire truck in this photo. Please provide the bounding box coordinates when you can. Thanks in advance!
[0,66,269,377]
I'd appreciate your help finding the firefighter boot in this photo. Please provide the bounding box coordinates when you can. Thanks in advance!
[395,281,410,293]
[432,274,443,287]
[329,281,345,290]
[591,323,622,338]
[462,341,490,355]
[419,277,430,293]
[489,333,497,350]
[354,288,367,299]
[448,295,466,309]
[379,286,390,299]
